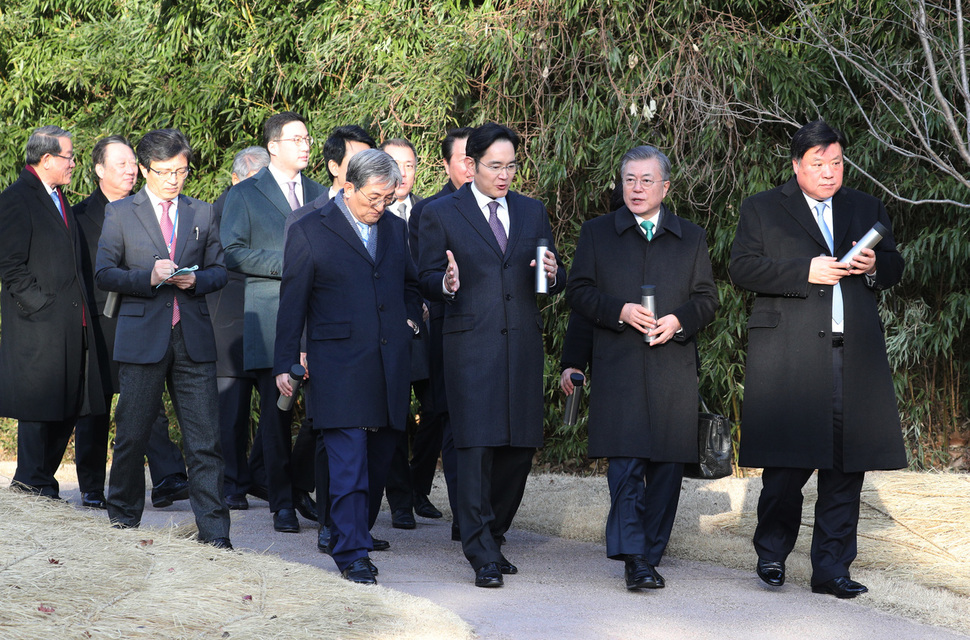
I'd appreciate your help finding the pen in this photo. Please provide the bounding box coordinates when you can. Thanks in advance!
[194,226,199,239]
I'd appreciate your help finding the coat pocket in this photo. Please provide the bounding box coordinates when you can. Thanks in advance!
[747,310,780,329]
[442,314,474,334]
[119,301,145,317]
[309,322,351,340]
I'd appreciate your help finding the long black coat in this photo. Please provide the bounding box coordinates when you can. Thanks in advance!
[0,168,105,420]
[566,204,718,460]
[418,185,566,449]
[729,178,906,473]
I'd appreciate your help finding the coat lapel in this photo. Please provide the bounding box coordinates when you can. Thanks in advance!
[454,186,504,258]
[504,192,525,257]
[321,204,372,263]
[253,168,292,218]
[781,178,830,254]
[831,188,851,252]
[173,196,196,265]
[133,188,171,258]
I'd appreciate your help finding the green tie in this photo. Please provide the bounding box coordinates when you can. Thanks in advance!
[641,219,654,241]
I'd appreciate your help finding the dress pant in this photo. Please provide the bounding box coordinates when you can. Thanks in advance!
[217,376,256,496]
[605,458,684,565]
[249,369,295,512]
[106,324,229,542]
[456,445,534,570]
[385,378,436,512]
[13,419,76,498]
[75,399,187,493]
[753,339,866,585]
[321,427,397,572]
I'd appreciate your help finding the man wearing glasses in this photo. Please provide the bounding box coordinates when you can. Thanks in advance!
[96,128,231,549]
[418,122,566,587]
[1,125,106,500]
[221,112,326,534]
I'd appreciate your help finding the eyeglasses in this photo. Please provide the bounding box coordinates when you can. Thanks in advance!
[147,167,191,180]
[359,190,396,208]
[275,136,314,147]
[623,177,667,189]
[51,152,75,162]
[480,162,518,175]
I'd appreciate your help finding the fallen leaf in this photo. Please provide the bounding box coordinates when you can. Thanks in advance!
[38,604,55,613]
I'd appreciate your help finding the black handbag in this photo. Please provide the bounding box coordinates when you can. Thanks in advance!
[683,397,733,479]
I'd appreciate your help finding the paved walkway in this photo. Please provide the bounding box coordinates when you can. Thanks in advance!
[42,477,968,640]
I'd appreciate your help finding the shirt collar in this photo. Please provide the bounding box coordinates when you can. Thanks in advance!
[470,181,507,213]
[268,163,302,199]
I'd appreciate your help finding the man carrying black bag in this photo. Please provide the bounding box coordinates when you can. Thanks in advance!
[563,145,718,591]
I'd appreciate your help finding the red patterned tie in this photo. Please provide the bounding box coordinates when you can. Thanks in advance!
[160,200,180,326]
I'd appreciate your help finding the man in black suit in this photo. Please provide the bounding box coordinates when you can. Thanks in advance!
[74,135,191,510]
[222,112,326,534]
[275,149,422,583]
[0,126,105,499]
[564,145,719,590]
[418,123,566,587]
[206,145,269,511]
[96,128,231,548]
[730,119,906,598]
[406,127,475,532]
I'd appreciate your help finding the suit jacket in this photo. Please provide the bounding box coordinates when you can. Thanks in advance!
[729,177,906,472]
[221,167,325,371]
[418,184,566,448]
[205,186,251,378]
[274,197,422,431]
[74,186,122,392]
[0,168,105,420]
[285,189,333,242]
[565,204,718,460]
[95,187,227,364]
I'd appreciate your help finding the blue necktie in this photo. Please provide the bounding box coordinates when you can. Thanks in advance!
[641,220,654,241]
[815,203,843,325]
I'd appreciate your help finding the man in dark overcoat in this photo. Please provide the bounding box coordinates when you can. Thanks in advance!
[564,145,718,590]
[418,123,566,588]
[729,119,906,598]
[0,125,105,499]
[275,149,422,584]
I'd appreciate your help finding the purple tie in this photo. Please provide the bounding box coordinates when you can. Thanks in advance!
[287,181,301,211]
[160,200,180,326]
[487,201,507,253]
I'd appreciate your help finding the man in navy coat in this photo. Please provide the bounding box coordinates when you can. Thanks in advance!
[275,149,422,584]
[221,112,325,533]
[96,128,231,548]
[419,123,566,588]
[565,145,718,590]
[730,119,906,598]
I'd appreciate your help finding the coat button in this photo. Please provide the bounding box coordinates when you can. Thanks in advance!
[374,272,381,278]
[818,331,826,338]
[501,328,508,335]
[504,263,510,269]
[505,294,512,300]
[166,302,172,308]
[818,290,825,297]
[381,338,387,345]
[72,301,79,307]
[378,304,385,311]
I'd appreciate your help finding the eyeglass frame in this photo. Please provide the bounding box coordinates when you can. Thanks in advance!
[274,136,315,147]
[146,166,192,180]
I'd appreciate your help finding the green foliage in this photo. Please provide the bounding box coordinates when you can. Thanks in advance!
[1,0,967,471]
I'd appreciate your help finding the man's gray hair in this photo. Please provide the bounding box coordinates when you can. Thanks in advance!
[25,125,72,165]
[232,146,270,178]
[345,149,401,190]
[619,145,671,181]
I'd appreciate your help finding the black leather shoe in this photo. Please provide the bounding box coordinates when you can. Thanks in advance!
[207,537,233,550]
[451,522,461,541]
[757,558,786,587]
[274,508,300,533]
[624,555,660,590]
[225,493,249,510]
[80,491,107,509]
[475,562,504,588]
[391,509,416,529]
[413,493,443,519]
[812,576,868,599]
[151,475,189,508]
[371,537,390,551]
[365,558,379,576]
[248,484,269,501]
[498,555,518,575]
[342,558,377,585]
[293,489,318,522]
[317,526,332,554]
[650,565,666,589]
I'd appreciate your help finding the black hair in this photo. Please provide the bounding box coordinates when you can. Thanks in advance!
[790,119,847,161]
[464,123,519,163]
[136,129,193,168]
[323,125,376,182]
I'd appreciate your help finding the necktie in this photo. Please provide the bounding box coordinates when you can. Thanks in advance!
[815,203,843,325]
[50,189,67,226]
[640,219,654,241]
[286,181,301,211]
[397,203,408,221]
[160,200,180,326]
[487,201,507,253]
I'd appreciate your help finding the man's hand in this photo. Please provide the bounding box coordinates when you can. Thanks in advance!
[276,372,293,397]
[422,302,430,323]
[168,272,196,290]
[560,368,585,394]
[151,259,178,286]
[619,302,656,334]
[444,249,460,294]
[300,352,309,378]
[647,314,682,346]
[846,243,877,275]
[809,256,850,285]
[529,249,558,282]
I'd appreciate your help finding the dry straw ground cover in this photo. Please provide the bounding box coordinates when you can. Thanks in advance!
[509,470,970,636]
[0,490,472,640]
